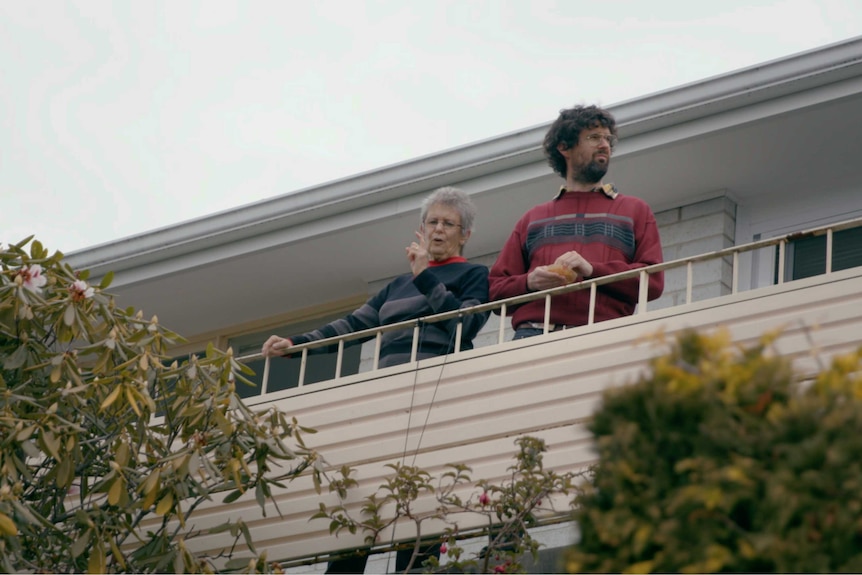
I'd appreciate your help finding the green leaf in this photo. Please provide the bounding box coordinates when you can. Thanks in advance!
[40,430,61,459]
[30,239,44,258]
[71,528,92,559]
[155,492,173,516]
[3,344,28,370]
[224,557,253,570]
[207,521,235,535]
[239,520,256,554]
[15,425,36,442]
[255,481,266,513]
[87,542,105,574]
[222,489,243,504]
[115,440,130,467]
[108,477,124,506]
[0,512,18,536]
[108,538,127,571]
[57,455,73,490]
[63,304,76,327]
[99,271,114,289]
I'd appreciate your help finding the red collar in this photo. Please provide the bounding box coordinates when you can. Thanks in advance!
[429,256,467,267]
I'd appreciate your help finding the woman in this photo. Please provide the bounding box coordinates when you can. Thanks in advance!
[261,186,489,368]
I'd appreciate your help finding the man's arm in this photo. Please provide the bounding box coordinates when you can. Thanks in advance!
[587,208,664,303]
[488,228,531,301]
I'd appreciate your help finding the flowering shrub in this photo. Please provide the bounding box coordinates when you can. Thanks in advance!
[566,329,862,573]
[0,238,322,573]
[316,436,580,573]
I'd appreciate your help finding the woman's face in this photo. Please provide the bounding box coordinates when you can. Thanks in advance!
[421,203,470,261]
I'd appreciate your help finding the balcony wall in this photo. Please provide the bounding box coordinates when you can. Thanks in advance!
[179,264,862,567]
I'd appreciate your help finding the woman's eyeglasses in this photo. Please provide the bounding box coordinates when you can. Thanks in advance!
[424,219,462,231]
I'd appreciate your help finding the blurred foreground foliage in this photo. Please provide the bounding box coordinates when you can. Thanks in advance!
[0,238,321,573]
[567,329,862,573]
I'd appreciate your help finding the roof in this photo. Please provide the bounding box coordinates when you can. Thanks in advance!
[66,35,862,338]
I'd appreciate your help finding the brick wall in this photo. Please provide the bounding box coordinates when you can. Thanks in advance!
[653,194,737,310]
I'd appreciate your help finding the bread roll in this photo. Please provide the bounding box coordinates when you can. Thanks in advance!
[546,264,576,283]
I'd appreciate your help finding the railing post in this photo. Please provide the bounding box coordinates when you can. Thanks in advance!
[686,261,693,304]
[261,357,271,395]
[777,240,786,284]
[372,332,382,371]
[498,304,507,344]
[637,269,648,314]
[543,294,552,334]
[826,228,834,273]
[732,252,739,294]
[334,340,344,380]
[454,320,463,354]
[588,283,597,325]
[410,324,420,363]
[298,348,308,388]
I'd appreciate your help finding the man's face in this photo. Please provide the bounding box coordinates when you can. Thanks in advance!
[558,126,615,184]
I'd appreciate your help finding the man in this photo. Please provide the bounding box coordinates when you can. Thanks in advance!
[489,105,664,340]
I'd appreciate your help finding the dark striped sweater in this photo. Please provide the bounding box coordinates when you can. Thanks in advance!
[289,261,490,368]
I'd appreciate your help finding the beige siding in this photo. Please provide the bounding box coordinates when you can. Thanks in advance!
[183,266,862,566]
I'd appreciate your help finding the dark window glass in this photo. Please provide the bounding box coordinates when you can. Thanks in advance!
[228,311,363,398]
[775,227,862,282]
[231,341,361,398]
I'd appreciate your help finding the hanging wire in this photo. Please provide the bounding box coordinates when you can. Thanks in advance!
[390,315,461,565]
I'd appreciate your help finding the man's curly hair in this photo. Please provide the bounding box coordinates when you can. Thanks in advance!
[543,105,617,179]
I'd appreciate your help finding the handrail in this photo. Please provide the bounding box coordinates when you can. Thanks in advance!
[237,215,862,392]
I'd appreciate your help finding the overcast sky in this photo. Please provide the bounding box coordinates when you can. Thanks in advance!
[2,0,861,254]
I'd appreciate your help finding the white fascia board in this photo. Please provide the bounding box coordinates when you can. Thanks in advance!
[612,34,862,135]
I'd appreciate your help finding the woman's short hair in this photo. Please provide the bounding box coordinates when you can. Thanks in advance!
[420,186,477,234]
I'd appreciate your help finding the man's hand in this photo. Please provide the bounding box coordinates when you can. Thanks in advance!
[553,250,593,278]
[526,251,593,292]
[527,266,572,291]
[406,230,431,276]
[262,335,292,358]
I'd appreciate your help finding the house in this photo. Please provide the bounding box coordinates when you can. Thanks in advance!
[66,36,862,572]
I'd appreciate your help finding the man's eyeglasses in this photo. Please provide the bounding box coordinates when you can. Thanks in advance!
[424,219,462,231]
[583,134,618,149]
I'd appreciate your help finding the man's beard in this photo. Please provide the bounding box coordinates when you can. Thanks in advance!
[575,160,608,184]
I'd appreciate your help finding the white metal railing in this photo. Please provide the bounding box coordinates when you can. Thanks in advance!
[237,216,862,394]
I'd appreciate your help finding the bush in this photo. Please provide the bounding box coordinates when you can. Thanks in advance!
[318,436,579,573]
[0,238,321,573]
[566,329,862,573]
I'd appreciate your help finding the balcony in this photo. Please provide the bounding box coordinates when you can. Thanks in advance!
[184,217,862,569]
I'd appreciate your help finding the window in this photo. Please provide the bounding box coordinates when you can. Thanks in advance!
[227,313,362,399]
[776,226,862,282]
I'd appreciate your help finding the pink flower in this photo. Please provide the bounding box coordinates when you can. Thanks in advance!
[69,279,94,301]
[439,543,447,555]
[18,264,47,294]
[494,564,506,573]
[479,492,490,506]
